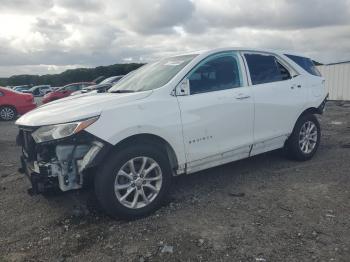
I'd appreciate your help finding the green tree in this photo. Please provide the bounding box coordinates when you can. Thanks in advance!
[0,63,144,87]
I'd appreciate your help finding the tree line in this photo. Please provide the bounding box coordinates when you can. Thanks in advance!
[0,63,144,87]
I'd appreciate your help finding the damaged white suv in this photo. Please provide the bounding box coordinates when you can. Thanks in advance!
[16,48,328,219]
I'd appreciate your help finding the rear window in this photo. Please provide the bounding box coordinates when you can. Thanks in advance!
[285,54,321,76]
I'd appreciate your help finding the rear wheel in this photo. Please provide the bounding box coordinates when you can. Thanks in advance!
[0,106,17,121]
[284,114,320,161]
[94,144,172,219]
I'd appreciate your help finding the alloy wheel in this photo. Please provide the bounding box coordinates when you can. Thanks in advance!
[114,156,163,209]
[0,107,15,120]
[299,121,318,154]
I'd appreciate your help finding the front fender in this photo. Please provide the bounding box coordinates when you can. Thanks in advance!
[85,95,186,168]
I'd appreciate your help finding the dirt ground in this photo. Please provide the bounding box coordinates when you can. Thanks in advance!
[0,102,350,262]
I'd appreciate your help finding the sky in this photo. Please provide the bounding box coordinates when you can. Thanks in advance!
[0,0,350,77]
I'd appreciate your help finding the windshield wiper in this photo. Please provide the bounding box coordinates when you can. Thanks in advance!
[109,90,135,93]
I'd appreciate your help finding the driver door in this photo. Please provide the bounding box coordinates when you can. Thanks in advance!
[176,52,254,172]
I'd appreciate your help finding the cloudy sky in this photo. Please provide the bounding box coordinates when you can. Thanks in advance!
[1,0,350,77]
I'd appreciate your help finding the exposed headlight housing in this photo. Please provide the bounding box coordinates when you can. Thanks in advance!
[31,116,99,143]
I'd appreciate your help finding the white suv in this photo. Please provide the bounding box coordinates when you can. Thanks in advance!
[16,48,328,219]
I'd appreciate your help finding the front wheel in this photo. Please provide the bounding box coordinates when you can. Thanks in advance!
[284,114,321,161]
[94,144,172,219]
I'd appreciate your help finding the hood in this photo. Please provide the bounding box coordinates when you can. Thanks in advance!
[16,91,152,126]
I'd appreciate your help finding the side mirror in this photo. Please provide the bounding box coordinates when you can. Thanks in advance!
[175,79,190,96]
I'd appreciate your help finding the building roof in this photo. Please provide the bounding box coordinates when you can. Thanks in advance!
[327,61,350,66]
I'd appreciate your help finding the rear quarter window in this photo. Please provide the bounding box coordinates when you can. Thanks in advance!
[285,54,321,77]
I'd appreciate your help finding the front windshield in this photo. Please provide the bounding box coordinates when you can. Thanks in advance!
[109,54,198,93]
[29,85,47,91]
[29,86,38,91]
[29,86,40,92]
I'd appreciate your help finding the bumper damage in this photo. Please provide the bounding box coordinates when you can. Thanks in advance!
[18,129,108,194]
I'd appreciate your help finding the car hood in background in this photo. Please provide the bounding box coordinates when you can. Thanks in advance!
[16,91,152,126]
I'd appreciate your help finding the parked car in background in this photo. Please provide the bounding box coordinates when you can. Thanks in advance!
[13,85,31,92]
[70,76,124,96]
[42,82,95,103]
[0,87,36,121]
[93,76,106,84]
[23,85,52,97]
[100,75,125,85]
[16,48,327,219]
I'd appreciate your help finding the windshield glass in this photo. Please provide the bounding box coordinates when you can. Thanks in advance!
[29,85,48,91]
[109,54,198,93]
[29,86,40,92]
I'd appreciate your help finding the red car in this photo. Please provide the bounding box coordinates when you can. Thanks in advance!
[0,87,36,121]
[42,82,95,104]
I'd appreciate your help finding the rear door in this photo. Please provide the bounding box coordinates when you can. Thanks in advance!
[176,52,254,171]
[242,52,306,155]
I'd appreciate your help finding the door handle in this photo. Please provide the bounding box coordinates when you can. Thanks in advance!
[235,94,251,100]
[291,84,302,90]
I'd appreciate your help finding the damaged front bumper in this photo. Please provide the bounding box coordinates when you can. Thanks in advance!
[17,128,109,194]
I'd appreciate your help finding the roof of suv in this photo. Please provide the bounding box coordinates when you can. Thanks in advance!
[175,47,307,59]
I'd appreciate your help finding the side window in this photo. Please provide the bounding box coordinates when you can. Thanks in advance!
[0,91,4,97]
[41,87,49,94]
[285,54,321,76]
[188,55,242,95]
[277,62,291,80]
[244,54,290,85]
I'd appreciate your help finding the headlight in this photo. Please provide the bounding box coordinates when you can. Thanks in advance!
[31,116,99,143]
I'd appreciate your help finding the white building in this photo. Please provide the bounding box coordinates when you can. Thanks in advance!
[317,61,350,101]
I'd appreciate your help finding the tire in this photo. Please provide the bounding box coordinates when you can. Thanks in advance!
[94,143,172,219]
[0,106,17,121]
[284,114,321,161]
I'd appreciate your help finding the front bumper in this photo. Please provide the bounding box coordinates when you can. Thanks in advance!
[17,129,107,194]
[20,155,54,194]
[317,93,329,113]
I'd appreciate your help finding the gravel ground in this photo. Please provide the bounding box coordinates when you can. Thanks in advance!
[0,102,350,262]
